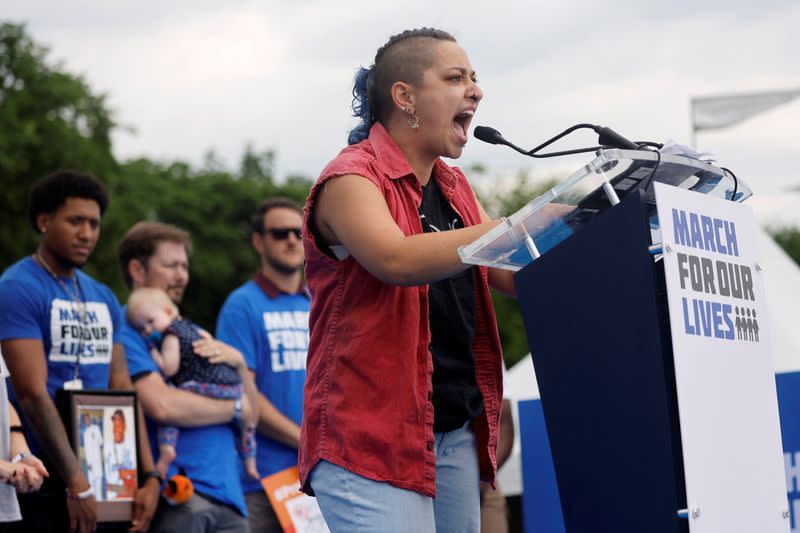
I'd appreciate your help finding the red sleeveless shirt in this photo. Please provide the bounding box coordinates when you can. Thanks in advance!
[299,123,503,497]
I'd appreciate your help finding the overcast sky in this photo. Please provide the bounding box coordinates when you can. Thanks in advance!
[5,1,799,221]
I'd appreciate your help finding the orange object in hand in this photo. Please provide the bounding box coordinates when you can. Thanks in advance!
[163,468,193,506]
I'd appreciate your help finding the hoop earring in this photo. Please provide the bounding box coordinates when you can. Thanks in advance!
[404,107,420,130]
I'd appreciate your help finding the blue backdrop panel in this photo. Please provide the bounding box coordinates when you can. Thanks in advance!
[778,371,800,532]
[518,398,565,533]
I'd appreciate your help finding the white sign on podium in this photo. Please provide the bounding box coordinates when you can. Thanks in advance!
[655,182,789,532]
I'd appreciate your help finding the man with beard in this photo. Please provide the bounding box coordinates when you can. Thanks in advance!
[216,198,310,533]
[118,221,256,532]
[0,171,160,533]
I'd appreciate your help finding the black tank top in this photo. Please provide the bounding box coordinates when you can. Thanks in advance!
[419,178,483,432]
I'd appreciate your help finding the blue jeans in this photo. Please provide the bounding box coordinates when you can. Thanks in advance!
[309,422,480,533]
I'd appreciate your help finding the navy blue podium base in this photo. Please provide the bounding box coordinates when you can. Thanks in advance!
[513,190,688,533]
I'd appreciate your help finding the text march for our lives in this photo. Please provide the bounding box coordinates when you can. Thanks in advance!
[49,299,113,364]
[670,206,760,343]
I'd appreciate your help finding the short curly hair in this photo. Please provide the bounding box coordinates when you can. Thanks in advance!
[28,170,109,233]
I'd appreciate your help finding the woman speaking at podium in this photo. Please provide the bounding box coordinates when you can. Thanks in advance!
[298,28,514,532]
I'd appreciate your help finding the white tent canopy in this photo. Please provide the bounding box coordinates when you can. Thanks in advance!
[757,227,800,373]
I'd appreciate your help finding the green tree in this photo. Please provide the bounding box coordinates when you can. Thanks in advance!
[240,144,275,183]
[474,170,560,368]
[769,226,800,267]
[0,21,315,330]
[108,156,312,330]
[0,22,117,271]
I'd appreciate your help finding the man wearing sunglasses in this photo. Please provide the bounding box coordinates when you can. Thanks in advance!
[216,197,309,533]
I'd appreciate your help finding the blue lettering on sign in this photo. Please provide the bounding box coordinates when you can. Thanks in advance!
[696,299,712,337]
[701,215,717,253]
[671,208,754,344]
[671,208,739,257]
[690,212,703,249]
[722,305,734,340]
[682,298,695,335]
[725,219,739,257]
[681,297,735,340]
[713,218,727,255]
[673,209,691,247]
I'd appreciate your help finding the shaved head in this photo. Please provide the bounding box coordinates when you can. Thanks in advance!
[369,28,456,123]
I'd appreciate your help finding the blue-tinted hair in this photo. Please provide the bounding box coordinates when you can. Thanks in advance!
[348,66,373,145]
[346,28,456,145]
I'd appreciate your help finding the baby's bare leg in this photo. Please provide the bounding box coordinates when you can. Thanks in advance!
[156,444,177,479]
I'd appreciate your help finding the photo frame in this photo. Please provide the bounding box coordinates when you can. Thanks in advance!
[58,390,139,523]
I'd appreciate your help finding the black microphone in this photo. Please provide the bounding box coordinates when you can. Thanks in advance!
[473,126,530,156]
[473,126,505,145]
[593,126,639,150]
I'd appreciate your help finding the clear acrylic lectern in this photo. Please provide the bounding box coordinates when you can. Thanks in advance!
[458,148,751,270]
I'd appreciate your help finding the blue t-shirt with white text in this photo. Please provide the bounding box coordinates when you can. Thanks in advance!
[0,257,122,454]
[216,279,309,493]
[121,307,247,516]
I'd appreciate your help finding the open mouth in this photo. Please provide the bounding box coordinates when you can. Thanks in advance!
[453,109,474,144]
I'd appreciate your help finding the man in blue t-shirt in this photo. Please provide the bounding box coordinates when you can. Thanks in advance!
[216,197,310,533]
[118,221,257,532]
[0,171,160,533]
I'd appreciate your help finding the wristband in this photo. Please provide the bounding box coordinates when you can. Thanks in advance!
[142,469,163,485]
[11,452,31,464]
[9,425,23,434]
[232,398,242,424]
[66,486,94,500]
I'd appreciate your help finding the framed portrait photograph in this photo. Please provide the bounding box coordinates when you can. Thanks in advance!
[59,390,139,523]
